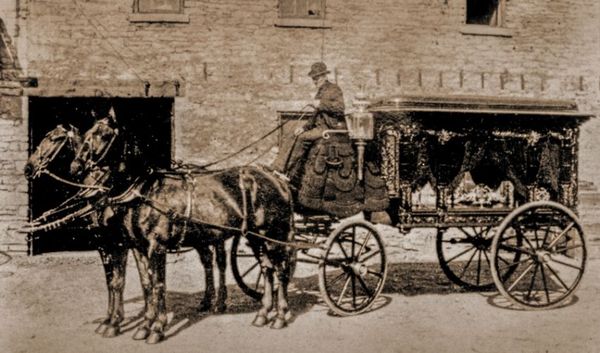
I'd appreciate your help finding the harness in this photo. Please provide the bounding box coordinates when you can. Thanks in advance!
[130,168,317,250]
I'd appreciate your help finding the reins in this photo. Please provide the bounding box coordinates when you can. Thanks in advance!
[42,169,110,192]
[200,106,315,169]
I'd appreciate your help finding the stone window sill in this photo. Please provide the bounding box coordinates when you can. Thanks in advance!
[460,24,513,37]
[128,13,189,23]
[275,18,331,29]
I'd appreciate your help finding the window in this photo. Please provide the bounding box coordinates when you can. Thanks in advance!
[129,0,189,23]
[137,0,183,13]
[466,0,502,26]
[275,0,331,28]
[461,0,511,37]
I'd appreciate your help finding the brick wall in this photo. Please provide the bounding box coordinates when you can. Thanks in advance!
[0,87,26,251]
[1,0,599,249]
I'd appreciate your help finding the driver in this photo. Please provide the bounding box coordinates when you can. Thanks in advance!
[272,62,345,179]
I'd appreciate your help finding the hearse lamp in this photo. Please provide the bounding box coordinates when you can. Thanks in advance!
[346,94,374,180]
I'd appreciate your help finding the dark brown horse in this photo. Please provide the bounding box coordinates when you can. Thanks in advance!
[70,109,295,343]
[24,122,231,341]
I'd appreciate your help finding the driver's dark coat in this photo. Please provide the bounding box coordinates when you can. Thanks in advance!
[305,80,345,130]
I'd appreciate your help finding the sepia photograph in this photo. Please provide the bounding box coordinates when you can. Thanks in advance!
[0,0,599,352]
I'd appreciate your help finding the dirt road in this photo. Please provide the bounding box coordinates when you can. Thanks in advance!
[1,229,599,353]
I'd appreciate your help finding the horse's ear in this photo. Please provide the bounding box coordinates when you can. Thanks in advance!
[108,107,117,123]
[68,124,79,134]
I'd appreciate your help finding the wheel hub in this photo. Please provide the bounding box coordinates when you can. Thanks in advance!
[474,237,492,250]
[349,262,368,277]
[535,250,552,264]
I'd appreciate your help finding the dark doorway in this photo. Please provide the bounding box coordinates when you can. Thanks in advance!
[28,97,173,255]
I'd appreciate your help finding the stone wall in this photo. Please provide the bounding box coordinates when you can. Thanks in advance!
[0,0,599,250]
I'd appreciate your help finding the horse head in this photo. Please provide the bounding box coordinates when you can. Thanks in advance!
[24,124,81,180]
[70,108,120,177]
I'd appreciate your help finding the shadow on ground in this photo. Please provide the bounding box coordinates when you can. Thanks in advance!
[106,261,489,340]
[116,283,321,340]
[293,261,487,297]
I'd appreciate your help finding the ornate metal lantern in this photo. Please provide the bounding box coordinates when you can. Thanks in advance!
[346,94,374,180]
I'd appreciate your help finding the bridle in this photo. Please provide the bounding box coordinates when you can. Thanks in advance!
[33,124,110,192]
[31,125,78,179]
[73,118,119,174]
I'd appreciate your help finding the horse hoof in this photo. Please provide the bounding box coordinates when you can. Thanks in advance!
[133,327,150,340]
[252,315,268,327]
[198,301,212,312]
[95,323,109,335]
[270,318,287,330]
[146,331,164,344]
[213,303,226,314]
[102,325,120,338]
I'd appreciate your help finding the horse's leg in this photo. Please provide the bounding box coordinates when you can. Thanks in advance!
[95,246,115,335]
[252,250,274,327]
[214,241,227,313]
[132,248,152,315]
[131,248,153,340]
[146,251,167,344]
[102,244,128,338]
[271,252,292,329]
[197,245,215,312]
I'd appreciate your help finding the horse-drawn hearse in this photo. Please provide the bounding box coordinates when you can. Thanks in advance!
[24,93,592,343]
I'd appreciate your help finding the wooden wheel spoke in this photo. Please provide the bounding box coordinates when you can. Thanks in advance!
[336,274,352,306]
[446,245,477,264]
[240,261,260,278]
[473,226,492,239]
[552,243,584,254]
[442,236,475,245]
[323,257,349,268]
[497,257,532,272]
[498,243,535,256]
[327,271,349,289]
[356,231,373,259]
[512,224,538,251]
[476,250,482,285]
[458,227,476,239]
[543,263,571,292]
[482,249,492,268]
[367,269,384,278]
[547,222,575,248]
[548,256,583,271]
[539,264,551,303]
[254,271,263,291]
[351,274,357,308]
[507,263,535,292]
[358,249,382,263]
[351,227,356,260]
[525,263,539,301]
[458,247,478,279]
[541,224,551,248]
[356,275,374,297]
[533,225,540,248]
[335,239,351,260]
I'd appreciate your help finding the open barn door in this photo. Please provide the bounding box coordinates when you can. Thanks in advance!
[27,97,173,255]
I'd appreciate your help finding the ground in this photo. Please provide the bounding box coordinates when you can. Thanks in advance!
[1,222,599,353]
